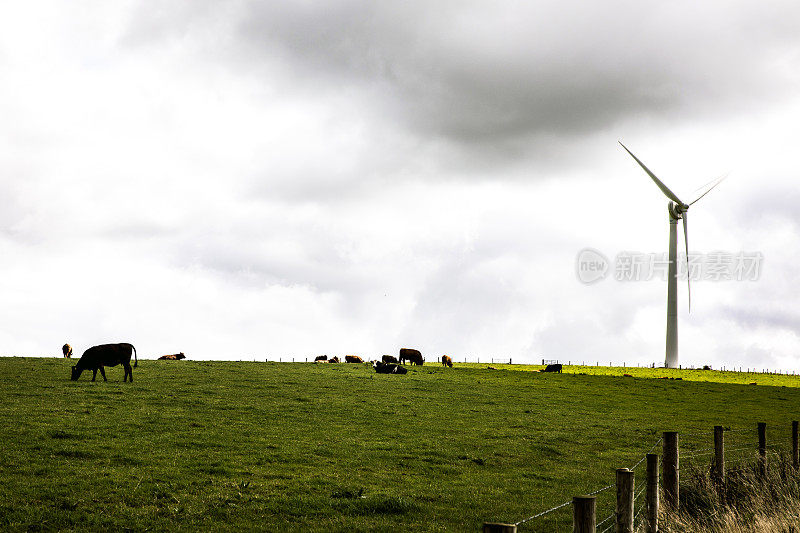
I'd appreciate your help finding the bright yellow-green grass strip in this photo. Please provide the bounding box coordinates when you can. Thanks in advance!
[452,362,800,388]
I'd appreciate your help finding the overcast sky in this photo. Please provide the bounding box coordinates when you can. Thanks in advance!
[2,1,799,368]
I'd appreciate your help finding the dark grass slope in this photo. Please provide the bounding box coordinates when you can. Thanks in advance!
[1,358,798,531]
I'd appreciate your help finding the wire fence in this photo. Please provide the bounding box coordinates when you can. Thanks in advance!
[503,436,660,530]
[631,438,663,470]
[492,421,800,532]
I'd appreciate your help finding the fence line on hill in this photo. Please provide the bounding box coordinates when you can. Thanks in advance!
[482,421,800,533]
[256,356,800,375]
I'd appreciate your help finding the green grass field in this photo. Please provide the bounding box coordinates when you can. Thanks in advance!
[1,358,799,531]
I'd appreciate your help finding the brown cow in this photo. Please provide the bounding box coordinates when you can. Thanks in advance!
[382,355,399,364]
[441,355,453,368]
[399,348,424,366]
[158,353,186,360]
[314,355,328,362]
[328,356,340,363]
[345,355,363,364]
[62,344,73,359]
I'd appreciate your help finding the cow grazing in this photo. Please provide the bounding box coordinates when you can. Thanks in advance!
[71,343,138,382]
[345,355,363,364]
[441,355,453,368]
[373,361,408,375]
[381,355,399,364]
[399,348,424,366]
[315,355,328,362]
[158,353,186,360]
[62,343,73,359]
[328,356,340,363]
[541,364,562,373]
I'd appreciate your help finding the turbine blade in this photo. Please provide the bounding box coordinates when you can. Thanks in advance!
[690,174,724,195]
[619,142,686,205]
[683,213,691,313]
[689,173,728,206]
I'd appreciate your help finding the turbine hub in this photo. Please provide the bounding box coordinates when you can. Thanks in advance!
[669,202,688,219]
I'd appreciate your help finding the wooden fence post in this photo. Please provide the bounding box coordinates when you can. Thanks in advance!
[663,431,679,509]
[646,454,658,533]
[616,468,634,533]
[713,425,725,489]
[758,422,767,478]
[793,421,798,470]
[482,522,516,533]
[573,495,596,533]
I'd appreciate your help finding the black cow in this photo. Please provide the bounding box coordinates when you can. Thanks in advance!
[315,355,328,362]
[381,355,399,364]
[71,343,138,382]
[399,348,424,366]
[374,362,408,375]
[541,363,562,373]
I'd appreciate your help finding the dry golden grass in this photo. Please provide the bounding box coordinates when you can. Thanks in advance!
[656,454,800,532]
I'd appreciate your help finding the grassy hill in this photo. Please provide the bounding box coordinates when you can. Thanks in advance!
[1,358,799,531]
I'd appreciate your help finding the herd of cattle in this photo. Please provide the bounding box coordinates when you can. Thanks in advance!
[63,341,564,382]
[313,347,428,366]
[313,348,456,374]
[62,343,453,381]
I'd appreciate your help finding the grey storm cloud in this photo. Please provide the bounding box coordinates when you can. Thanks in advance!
[233,1,800,143]
[120,1,800,184]
[719,305,800,337]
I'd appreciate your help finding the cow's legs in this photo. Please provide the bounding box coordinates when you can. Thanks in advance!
[123,363,132,382]
[98,367,107,381]
[91,369,97,381]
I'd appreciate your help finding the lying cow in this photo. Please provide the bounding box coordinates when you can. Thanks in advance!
[399,348,424,366]
[62,343,73,359]
[158,353,186,360]
[345,355,363,364]
[540,363,562,373]
[315,355,328,362]
[373,361,408,375]
[328,356,340,363]
[441,355,453,368]
[382,355,399,364]
[71,343,138,382]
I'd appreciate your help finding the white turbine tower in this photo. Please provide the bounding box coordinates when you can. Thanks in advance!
[619,142,725,368]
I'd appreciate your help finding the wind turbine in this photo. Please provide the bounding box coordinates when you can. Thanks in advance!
[619,142,725,368]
